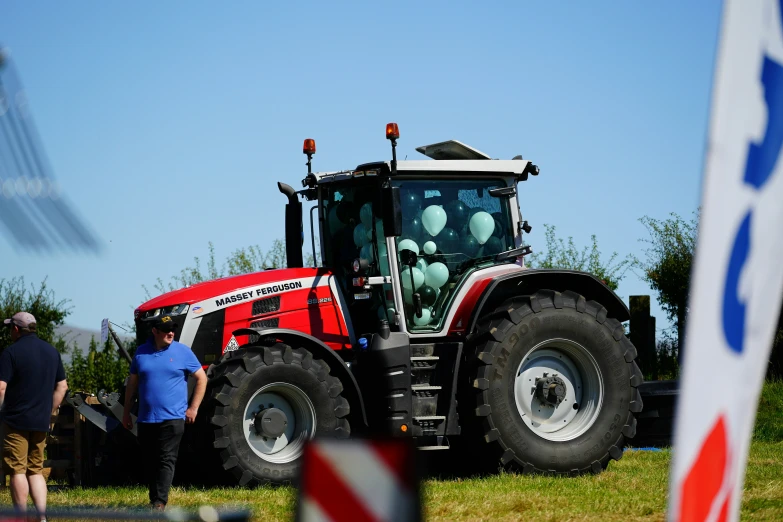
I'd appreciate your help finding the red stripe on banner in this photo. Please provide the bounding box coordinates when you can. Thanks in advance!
[716,488,731,522]
[370,440,413,489]
[303,445,381,522]
[680,415,730,522]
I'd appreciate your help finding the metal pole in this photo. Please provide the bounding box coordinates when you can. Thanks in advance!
[108,324,132,364]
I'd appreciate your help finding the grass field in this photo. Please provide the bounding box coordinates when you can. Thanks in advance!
[18,381,783,520]
[37,442,782,521]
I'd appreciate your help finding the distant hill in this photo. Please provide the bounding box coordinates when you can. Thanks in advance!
[54,325,133,363]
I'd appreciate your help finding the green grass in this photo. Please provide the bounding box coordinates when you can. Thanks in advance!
[34,443,782,522]
[755,380,783,442]
[15,380,783,521]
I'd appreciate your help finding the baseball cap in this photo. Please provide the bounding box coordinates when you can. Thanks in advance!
[151,314,178,331]
[3,312,37,329]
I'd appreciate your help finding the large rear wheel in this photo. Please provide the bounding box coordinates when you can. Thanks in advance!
[464,289,643,474]
[206,343,350,485]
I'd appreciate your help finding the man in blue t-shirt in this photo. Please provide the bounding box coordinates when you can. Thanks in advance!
[122,313,206,511]
[0,312,68,522]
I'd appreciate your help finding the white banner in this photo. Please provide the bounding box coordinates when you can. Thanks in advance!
[669,1,783,521]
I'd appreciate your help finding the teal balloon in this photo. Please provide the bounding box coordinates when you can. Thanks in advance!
[439,227,459,253]
[353,224,369,248]
[401,192,422,213]
[483,236,504,255]
[378,244,390,276]
[424,262,449,289]
[420,285,437,306]
[360,203,373,228]
[328,206,345,232]
[401,266,424,291]
[375,219,385,239]
[462,235,480,257]
[422,205,447,236]
[402,216,422,240]
[446,200,469,231]
[423,241,437,255]
[398,239,420,256]
[416,257,428,273]
[360,243,374,263]
[469,211,494,245]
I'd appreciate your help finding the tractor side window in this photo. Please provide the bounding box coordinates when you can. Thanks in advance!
[394,178,515,331]
[322,183,396,333]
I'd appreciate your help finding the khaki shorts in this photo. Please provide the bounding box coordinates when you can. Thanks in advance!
[2,423,47,475]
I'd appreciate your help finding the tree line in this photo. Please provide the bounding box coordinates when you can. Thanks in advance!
[2,211,780,393]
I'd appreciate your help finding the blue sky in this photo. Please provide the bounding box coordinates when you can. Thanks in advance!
[0,1,721,333]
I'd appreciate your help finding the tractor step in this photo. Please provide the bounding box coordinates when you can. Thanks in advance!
[412,385,441,391]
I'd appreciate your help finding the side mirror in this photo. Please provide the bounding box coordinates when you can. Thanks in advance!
[381,182,402,237]
[399,249,418,267]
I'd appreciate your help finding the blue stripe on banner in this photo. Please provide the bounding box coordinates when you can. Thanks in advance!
[722,212,752,354]
[744,56,783,189]
[721,2,783,355]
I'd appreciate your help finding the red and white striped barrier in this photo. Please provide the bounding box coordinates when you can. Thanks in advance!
[296,439,419,522]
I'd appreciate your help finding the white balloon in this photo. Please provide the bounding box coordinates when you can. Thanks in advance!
[424,262,449,289]
[360,203,373,228]
[469,211,495,245]
[422,205,447,236]
[413,307,433,326]
[423,241,437,255]
[398,239,420,255]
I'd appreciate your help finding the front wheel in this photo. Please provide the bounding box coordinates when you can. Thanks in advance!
[206,343,350,485]
[465,289,643,474]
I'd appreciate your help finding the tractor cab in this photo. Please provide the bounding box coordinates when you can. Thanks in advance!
[298,125,538,339]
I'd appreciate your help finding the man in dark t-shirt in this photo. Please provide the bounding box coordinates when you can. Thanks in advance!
[0,312,68,521]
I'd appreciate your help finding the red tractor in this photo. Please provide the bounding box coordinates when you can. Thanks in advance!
[128,124,643,485]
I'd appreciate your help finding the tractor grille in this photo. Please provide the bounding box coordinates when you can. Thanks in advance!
[248,318,280,344]
[250,318,279,329]
[252,296,280,316]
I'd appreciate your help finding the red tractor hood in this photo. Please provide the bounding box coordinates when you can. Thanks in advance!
[136,267,327,312]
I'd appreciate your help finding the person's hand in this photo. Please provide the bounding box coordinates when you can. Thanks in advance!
[185,407,198,424]
[122,411,133,430]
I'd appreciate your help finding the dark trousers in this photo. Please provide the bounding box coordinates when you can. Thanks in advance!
[137,419,185,505]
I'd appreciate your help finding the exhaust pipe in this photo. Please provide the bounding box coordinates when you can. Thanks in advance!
[278,182,304,268]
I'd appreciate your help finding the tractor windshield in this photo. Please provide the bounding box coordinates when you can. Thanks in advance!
[393,178,516,332]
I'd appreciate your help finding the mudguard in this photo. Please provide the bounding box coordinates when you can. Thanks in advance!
[467,269,631,335]
[232,327,368,426]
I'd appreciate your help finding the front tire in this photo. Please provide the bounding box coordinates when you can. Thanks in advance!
[465,289,643,474]
[207,343,350,485]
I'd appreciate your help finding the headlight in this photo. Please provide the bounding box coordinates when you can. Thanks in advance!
[137,303,189,320]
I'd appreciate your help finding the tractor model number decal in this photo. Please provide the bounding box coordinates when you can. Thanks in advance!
[214,281,304,307]
[307,297,332,306]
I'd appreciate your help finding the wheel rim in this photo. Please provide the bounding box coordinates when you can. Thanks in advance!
[513,338,603,441]
[243,382,316,464]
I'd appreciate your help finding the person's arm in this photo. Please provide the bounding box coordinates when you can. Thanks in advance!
[185,368,207,424]
[0,380,6,411]
[122,374,139,430]
[52,379,67,413]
